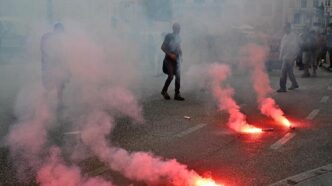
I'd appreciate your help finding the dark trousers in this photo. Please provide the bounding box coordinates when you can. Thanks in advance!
[279,59,298,90]
[162,61,180,94]
[328,47,332,67]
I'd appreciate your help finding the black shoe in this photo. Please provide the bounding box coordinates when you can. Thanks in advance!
[174,94,185,101]
[288,85,299,90]
[161,91,170,100]
[276,89,287,93]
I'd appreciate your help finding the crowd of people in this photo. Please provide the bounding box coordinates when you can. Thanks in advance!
[277,23,332,93]
[41,22,332,99]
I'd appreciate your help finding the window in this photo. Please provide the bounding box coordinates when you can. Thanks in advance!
[294,13,300,24]
[301,0,307,8]
[314,0,319,7]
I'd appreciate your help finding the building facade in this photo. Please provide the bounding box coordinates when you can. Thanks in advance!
[287,0,325,31]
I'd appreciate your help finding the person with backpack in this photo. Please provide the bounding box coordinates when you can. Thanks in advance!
[160,23,185,101]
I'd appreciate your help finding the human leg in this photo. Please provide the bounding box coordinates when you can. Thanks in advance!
[174,63,184,101]
[161,62,175,100]
[278,61,288,92]
[287,61,299,89]
[302,51,311,77]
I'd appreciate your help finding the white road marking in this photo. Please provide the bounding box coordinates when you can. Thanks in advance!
[306,109,320,120]
[320,96,329,103]
[269,164,332,186]
[63,131,81,135]
[88,165,110,176]
[175,124,207,138]
[270,133,296,150]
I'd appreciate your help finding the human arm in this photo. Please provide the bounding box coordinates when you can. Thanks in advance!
[161,34,177,61]
[279,36,285,60]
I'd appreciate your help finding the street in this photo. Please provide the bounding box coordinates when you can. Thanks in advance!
[1,61,331,186]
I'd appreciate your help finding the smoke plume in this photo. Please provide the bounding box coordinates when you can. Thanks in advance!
[5,29,222,186]
[242,43,291,127]
[208,63,261,133]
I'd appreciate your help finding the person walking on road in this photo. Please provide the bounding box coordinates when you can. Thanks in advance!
[277,23,300,93]
[41,23,69,105]
[161,23,185,101]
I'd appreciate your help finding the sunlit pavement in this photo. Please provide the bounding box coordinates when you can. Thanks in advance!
[0,64,332,185]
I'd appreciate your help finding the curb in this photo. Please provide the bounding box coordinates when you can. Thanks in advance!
[269,164,332,186]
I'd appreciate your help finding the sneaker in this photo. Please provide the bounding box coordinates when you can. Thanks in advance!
[174,94,185,101]
[288,85,299,90]
[161,91,170,100]
[276,89,287,93]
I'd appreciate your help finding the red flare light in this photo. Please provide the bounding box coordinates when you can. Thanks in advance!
[194,177,225,186]
[277,116,292,128]
[240,124,263,134]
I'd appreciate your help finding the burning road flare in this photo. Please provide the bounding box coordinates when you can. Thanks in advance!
[240,124,263,134]
[193,176,224,186]
[208,63,267,135]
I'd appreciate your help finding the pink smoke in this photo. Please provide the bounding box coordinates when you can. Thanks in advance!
[79,109,206,186]
[62,32,222,186]
[6,30,222,186]
[243,43,290,128]
[208,63,262,133]
[37,147,114,186]
[6,86,56,180]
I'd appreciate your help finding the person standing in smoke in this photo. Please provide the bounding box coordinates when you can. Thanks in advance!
[277,23,300,93]
[325,25,332,69]
[161,23,185,101]
[41,23,69,106]
[301,29,317,77]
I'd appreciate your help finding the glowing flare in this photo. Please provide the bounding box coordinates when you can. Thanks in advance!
[194,177,224,186]
[240,124,263,134]
[278,116,291,128]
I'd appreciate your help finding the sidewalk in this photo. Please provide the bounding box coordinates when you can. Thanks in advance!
[270,164,332,186]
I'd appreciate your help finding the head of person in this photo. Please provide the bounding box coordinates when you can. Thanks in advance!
[284,23,291,34]
[53,22,64,33]
[172,23,181,35]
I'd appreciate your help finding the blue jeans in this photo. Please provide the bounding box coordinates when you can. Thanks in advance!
[279,59,298,90]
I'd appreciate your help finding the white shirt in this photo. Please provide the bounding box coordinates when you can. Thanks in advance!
[279,32,300,62]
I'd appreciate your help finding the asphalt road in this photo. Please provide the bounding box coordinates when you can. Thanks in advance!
[0,62,331,186]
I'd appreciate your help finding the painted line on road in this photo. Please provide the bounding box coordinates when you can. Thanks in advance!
[320,96,329,103]
[175,124,207,138]
[306,109,320,120]
[270,133,296,150]
[63,131,81,135]
[269,164,332,186]
[88,165,110,176]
